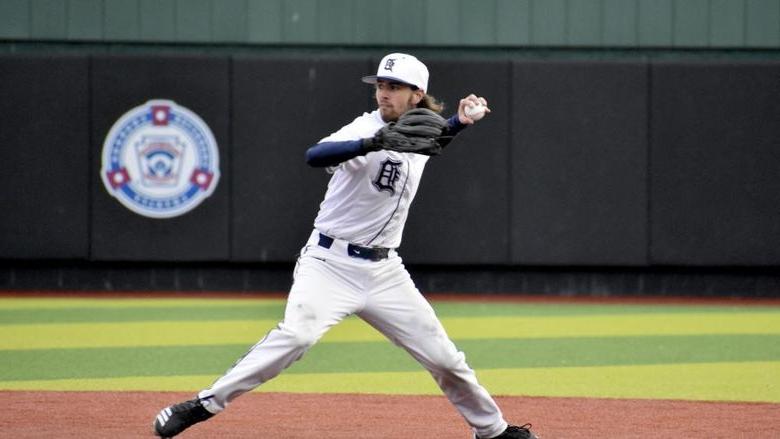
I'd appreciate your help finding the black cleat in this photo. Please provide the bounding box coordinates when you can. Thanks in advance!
[480,424,540,439]
[153,398,214,438]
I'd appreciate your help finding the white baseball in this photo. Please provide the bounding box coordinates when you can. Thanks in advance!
[464,102,486,121]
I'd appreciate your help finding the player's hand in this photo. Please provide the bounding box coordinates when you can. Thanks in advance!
[457,94,490,125]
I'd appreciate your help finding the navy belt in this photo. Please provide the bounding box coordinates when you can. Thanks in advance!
[318,233,390,262]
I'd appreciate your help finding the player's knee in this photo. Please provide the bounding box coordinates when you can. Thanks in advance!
[292,332,318,350]
[429,349,467,374]
[285,326,320,350]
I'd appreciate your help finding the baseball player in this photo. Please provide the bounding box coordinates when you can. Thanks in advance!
[153,53,539,439]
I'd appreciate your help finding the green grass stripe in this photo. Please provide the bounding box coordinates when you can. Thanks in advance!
[431,301,780,317]
[0,297,285,310]
[0,304,287,324]
[2,335,778,381]
[1,361,777,403]
[3,312,779,350]
[3,297,778,324]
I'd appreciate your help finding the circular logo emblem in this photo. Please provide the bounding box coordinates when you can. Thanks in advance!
[100,100,220,218]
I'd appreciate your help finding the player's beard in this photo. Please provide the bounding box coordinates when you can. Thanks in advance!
[379,96,417,122]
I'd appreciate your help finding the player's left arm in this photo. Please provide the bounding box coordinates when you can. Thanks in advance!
[305,140,368,167]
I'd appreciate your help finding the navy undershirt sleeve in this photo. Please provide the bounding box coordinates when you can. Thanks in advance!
[305,114,467,167]
[305,140,364,167]
[446,114,468,136]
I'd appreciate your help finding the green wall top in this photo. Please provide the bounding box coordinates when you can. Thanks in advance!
[1,0,778,49]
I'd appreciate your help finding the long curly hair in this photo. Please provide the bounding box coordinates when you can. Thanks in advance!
[418,94,444,113]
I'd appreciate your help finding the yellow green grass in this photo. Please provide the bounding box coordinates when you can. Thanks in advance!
[1,296,779,403]
[3,362,778,403]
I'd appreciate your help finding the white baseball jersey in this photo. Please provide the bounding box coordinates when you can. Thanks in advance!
[313,110,429,249]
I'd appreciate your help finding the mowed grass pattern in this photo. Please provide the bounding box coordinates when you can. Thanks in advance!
[1,296,779,402]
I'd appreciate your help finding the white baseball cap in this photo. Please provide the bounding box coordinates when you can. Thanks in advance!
[362,53,429,92]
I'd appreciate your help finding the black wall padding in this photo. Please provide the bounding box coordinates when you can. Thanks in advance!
[230,57,374,262]
[2,54,779,269]
[402,58,512,264]
[90,55,231,261]
[0,56,90,259]
[650,61,780,266]
[510,61,649,266]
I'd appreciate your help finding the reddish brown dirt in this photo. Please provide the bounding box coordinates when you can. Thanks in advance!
[2,391,778,438]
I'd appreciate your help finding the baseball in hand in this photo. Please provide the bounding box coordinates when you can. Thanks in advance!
[464,102,487,121]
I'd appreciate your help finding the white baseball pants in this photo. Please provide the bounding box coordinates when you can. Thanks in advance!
[198,230,508,438]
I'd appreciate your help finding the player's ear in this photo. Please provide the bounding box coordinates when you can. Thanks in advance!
[411,89,424,105]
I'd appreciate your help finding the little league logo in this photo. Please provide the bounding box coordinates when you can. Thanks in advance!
[100,100,220,218]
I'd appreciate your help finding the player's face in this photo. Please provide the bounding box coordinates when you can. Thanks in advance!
[375,80,423,122]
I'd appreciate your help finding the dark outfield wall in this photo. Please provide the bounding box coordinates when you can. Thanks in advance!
[1,54,778,267]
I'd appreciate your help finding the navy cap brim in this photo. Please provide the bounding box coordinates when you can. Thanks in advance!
[361,75,418,89]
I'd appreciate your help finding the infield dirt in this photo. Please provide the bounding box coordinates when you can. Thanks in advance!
[3,390,778,438]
